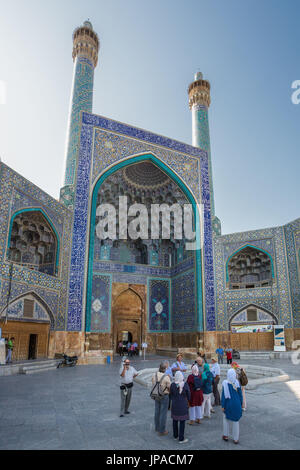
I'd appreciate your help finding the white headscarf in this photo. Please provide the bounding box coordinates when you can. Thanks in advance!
[222,369,240,399]
[192,364,199,376]
[174,371,185,394]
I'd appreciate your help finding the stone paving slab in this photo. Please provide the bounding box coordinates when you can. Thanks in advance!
[0,355,299,450]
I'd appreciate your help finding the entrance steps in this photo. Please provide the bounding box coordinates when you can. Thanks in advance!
[0,359,61,376]
[21,360,60,375]
[239,351,278,360]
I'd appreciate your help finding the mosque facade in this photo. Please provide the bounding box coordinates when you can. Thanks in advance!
[0,22,299,362]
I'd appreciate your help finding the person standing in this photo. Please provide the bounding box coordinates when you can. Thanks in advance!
[119,358,138,417]
[194,356,204,374]
[171,354,187,375]
[6,337,14,364]
[129,344,135,357]
[170,371,191,443]
[225,346,233,365]
[187,364,203,425]
[198,349,207,364]
[118,341,123,356]
[211,355,221,407]
[221,369,243,444]
[151,361,171,436]
[201,363,214,418]
[232,362,247,411]
[216,346,224,364]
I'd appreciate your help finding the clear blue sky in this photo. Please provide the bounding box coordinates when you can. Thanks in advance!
[0,0,299,234]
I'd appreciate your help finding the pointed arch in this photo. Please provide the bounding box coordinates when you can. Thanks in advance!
[0,291,55,329]
[225,244,274,283]
[7,208,60,275]
[86,153,203,332]
[229,303,278,329]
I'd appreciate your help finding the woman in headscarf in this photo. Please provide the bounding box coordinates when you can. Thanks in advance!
[200,363,214,418]
[232,362,247,411]
[169,371,191,443]
[221,368,243,444]
[187,364,203,425]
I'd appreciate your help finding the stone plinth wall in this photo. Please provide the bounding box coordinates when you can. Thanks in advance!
[87,333,113,350]
[200,328,300,354]
[172,332,198,349]
[145,333,172,352]
[48,331,85,358]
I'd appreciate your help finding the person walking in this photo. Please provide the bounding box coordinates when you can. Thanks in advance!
[201,363,214,418]
[6,337,14,364]
[187,364,203,425]
[211,355,221,407]
[232,362,247,411]
[221,369,243,444]
[119,358,139,417]
[216,346,224,364]
[151,361,171,436]
[170,371,191,443]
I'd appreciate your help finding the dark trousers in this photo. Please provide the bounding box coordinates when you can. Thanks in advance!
[227,358,232,364]
[213,377,220,406]
[154,395,169,433]
[173,420,185,441]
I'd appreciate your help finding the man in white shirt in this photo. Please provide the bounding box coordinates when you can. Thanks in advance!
[211,355,221,407]
[119,358,139,417]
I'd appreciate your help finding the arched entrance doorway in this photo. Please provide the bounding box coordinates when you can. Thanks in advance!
[229,304,277,350]
[112,287,142,353]
[85,153,203,344]
[0,293,52,360]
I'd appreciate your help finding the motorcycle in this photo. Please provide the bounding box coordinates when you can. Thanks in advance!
[57,353,78,368]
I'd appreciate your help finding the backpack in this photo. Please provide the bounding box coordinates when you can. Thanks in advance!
[239,368,248,386]
[193,376,202,391]
[150,373,167,401]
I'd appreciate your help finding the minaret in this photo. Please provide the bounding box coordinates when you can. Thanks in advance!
[188,72,221,236]
[60,21,99,209]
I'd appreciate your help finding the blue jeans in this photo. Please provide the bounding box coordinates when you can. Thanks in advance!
[6,349,12,363]
[218,355,223,364]
[173,419,185,441]
[154,395,169,433]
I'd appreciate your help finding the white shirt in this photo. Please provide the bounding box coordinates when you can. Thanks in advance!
[211,362,220,377]
[119,364,138,384]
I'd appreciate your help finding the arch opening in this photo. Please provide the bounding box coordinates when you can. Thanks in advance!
[226,245,274,290]
[7,209,59,276]
[86,154,203,336]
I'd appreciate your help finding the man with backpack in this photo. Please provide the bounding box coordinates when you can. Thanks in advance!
[151,361,171,436]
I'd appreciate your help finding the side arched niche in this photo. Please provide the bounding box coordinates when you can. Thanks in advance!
[7,210,59,276]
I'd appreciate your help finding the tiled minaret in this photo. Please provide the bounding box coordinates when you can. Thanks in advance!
[188,72,221,236]
[60,21,99,209]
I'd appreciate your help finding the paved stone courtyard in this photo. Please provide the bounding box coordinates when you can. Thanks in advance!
[0,355,300,450]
